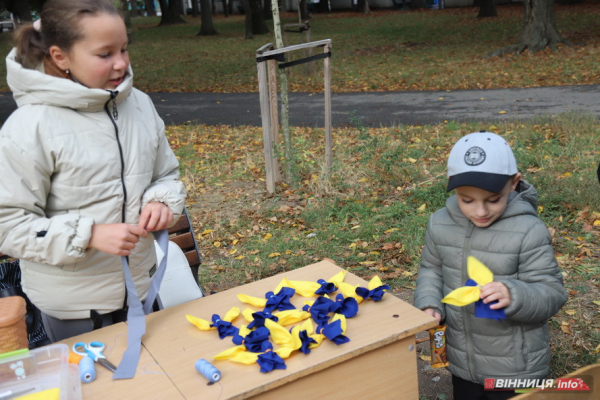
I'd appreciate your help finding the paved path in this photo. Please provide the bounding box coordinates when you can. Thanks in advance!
[1,84,599,127]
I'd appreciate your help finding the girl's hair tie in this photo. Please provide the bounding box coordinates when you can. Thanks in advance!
[33,19,41,32]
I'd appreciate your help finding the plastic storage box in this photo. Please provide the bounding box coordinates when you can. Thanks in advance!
[0,343,81,400]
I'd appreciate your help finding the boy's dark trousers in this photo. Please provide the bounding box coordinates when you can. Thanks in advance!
[453,375,516,400]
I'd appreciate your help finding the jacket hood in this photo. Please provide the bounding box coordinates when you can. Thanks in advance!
[6,48,133,112]
[446,179,538,226]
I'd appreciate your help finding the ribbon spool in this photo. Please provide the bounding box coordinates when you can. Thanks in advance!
[79,356,96,383]
[195,359,221,383]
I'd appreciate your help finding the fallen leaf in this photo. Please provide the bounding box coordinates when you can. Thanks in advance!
[417,204,426,212]
[269,252,281,257]
[564,309,576,316]
[560,322,572,335]
[419,354,431,361]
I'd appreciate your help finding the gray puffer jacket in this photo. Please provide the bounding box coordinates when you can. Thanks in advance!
[414,180,567,384]
[0,49,186,319]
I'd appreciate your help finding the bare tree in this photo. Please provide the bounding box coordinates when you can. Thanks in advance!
[198,0,218,35]
[491,0,570,55]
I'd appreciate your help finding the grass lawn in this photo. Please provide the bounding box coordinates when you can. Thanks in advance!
[0,4,599,93]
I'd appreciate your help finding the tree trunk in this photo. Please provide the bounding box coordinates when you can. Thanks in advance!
[120,0,134,42]
[270,0,292,182]
[299,0,310,20]
[477,0,497,18]
[212,0,217,15]
[490,0,569,56]
[144,0,157,16]
[357,0,369,13]
[264,0,273,20]
[10,0,32,22]
[130,0,139,17]
[521,0,565,52]
[198,0,218,34]
[241,0,253,38]
[223,0,229,17]
[192,0,200,16]
[158,0,187,25]
[249,0,269,35]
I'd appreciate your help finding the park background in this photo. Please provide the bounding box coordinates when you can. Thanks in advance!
[1,0,599,398]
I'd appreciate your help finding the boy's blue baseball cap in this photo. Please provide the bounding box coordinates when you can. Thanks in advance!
[447,131,518,193]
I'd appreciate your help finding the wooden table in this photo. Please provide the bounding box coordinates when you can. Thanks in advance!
[62,259,436,399]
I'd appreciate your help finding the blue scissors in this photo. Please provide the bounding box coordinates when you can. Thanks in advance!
[73,341,117,372]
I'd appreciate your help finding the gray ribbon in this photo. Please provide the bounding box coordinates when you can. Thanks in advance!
[113,229,169,380]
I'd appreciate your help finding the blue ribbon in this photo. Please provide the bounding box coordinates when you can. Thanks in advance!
[113,229,169,380]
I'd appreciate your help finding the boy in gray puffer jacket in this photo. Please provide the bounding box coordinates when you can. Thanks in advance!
[414,132,567,400]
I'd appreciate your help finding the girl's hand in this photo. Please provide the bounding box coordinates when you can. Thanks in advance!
[88,223,148,256]
[139,202,173,232]
[424,308,442,325]
[480,282,511,309]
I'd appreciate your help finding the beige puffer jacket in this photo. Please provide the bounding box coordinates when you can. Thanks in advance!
[0,49,186,319]
[414,181,567,384]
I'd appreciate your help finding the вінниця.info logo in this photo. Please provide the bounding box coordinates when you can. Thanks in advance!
[484,377,593,394]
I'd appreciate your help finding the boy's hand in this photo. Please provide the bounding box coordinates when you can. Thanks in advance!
[424,308,442,325]
[480,282,511,309]
[88,223,148,256]
[139,202,173,232]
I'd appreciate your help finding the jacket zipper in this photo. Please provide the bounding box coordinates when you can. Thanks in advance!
[462,222,478,382]
[104,90,128,310]
[104,91,127,222]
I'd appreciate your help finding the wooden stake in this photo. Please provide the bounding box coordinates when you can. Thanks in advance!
[324,43,332,170]
[257,58,275,194]
[267,59,282,182]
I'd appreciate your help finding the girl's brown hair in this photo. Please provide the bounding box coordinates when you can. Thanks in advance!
[14,0,119,69]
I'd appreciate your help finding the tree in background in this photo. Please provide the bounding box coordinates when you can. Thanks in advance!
[157,0,186,25]
[198,0,218,35]
[241,0,253,38]
[191,0,199,17]
[476,0,497,18]
[299,0,310,21]
[263,0,273,20]
[249,0,269,35]
[2,0,33,22]
[356,0,369,14]
[143,0,157,16]
[492,0,569,55]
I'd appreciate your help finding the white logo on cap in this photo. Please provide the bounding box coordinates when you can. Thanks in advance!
[464,146,486,166]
